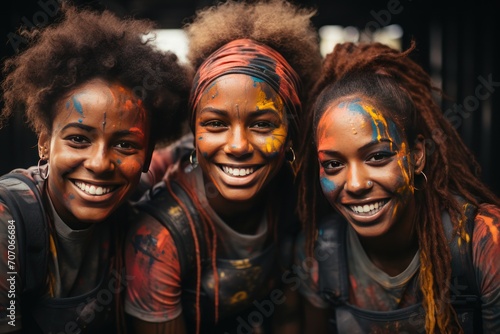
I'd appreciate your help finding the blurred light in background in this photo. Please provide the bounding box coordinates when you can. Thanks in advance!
[319,24,403,57]
[144,29,189,63]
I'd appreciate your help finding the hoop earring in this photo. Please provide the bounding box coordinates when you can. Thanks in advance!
[38,157,50,180]
[286,147,296,164]
[189,149,198,169]
[414,171,428,191]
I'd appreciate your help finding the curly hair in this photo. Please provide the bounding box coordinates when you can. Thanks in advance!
[0,4,193,332]
[298,41,500,333]
[184,0,321,102]
[1,2,193,146]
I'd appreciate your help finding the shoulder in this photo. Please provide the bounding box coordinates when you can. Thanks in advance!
[472,203,500,244]
[471,203,500,288]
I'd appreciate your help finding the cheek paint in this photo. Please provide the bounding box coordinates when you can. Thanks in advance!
[198,136,203,140]
[261,126,287,157]
[320,176,337,194]
[116,159,122,165]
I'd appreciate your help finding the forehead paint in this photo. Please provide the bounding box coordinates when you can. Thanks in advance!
[116,159,122,165]
[128,127,145,137]
[251,76,265,87]
[320,177,336,194]
[72,96,85,117]
[102,111,107,131]
[256,87,284,113]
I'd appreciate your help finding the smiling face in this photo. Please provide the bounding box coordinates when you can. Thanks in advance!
[39,78,150,228]
[316,97,424,238]
[194,73,289,206]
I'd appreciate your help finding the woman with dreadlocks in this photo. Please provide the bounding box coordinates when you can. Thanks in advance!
[0,4,191,333]
[123,0,322,333]
[295,41,500,333]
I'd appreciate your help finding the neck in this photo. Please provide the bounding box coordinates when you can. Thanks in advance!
[359,201,419,276]
[205,182,268,235]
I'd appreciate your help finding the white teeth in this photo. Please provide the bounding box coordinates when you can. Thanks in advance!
[350,200,386,215]
[74,181,113,196]
[222,166,255,177]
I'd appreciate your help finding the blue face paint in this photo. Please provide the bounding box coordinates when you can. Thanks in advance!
[78,119,83,123]
[72,96,84,116]
[116,159,122,165]
[251,76,265,87]
[320,177,336,193]
[198,136,203,140]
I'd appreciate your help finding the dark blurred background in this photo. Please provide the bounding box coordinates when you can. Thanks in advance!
[1,0,499,195]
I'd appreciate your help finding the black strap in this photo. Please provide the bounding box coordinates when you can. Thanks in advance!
[134,180,206,278]
[0,172,48,298]
[316,213,348,304]
[442,200,482,331]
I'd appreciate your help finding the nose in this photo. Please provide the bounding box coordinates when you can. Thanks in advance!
[224,126,253,157]
[83,145,115,175]
[344,163,371,195]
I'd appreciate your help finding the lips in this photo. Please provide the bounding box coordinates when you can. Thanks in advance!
[348,199,388,216]
[73,180,117,196]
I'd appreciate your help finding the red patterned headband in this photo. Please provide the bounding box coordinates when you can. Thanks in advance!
[189,39,302,140]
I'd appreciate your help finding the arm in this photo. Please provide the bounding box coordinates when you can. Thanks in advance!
[472,203,500,333]
[124,212,185,334]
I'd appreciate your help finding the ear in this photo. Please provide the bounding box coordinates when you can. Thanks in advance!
[38,132,51,160]
[412,134,426,174]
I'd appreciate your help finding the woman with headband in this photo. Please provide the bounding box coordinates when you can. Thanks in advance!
[124,0,322,333]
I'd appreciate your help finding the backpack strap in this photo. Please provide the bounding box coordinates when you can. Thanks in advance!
[316,214,349,308]
[442,200,482,330]
[0,172,48,298]
[134,180,207,278]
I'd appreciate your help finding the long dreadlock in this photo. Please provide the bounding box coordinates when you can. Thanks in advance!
[297,41,500,333]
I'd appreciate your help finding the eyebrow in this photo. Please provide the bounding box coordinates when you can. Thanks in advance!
[318,138,394,155]
[60,123,144,138]
[114,128,145,138]
[198,107,282,118]
[61,123,94,133]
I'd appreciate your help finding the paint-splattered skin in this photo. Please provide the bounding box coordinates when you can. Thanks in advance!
[39,78,150,229]
[316,97,420,241]
[194,73,288,209]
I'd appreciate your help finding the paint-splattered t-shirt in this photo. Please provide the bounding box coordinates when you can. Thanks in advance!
[0,167,112,332]
[298,204,500,332]
[124,164,269,323]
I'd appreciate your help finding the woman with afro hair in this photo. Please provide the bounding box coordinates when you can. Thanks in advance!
[296,41,500,333]
[124,0,322,333]
[0,3,192,333]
